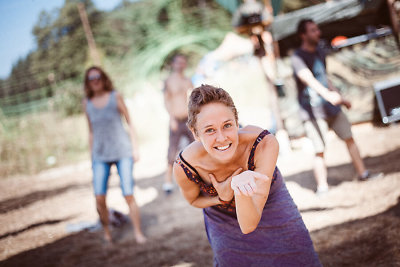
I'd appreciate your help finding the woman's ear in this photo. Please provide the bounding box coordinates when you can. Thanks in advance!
[190,128,200,141]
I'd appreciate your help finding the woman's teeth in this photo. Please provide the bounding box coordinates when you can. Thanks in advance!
[216,144,230,151]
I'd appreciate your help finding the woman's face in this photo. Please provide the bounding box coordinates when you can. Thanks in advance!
[194,102,239,163]
[87,69,104,93]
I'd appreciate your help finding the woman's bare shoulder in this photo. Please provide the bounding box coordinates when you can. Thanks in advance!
[239,125,265,140]
[114,90,122,99]
[173,141,206,184]
[239,125,278,151]
[180,141,204,164]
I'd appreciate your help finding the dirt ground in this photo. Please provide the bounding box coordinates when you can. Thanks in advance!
[0,122,399,267]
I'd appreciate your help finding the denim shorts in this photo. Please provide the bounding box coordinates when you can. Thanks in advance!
[92,157,134,196]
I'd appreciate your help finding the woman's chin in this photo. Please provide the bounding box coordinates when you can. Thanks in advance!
[210,145,236,162]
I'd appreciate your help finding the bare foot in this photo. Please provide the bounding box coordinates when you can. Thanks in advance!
[104,229,113,244]
[135,232,147,244]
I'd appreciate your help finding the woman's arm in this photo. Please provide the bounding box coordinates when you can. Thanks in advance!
[82,99,93,155]
[116,92,140,161]
[233,134,279,234]
[173,162,222,208]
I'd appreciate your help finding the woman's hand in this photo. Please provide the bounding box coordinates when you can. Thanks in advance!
[209,168,242,202]
[231,171,270,197]
[132,149,140,162]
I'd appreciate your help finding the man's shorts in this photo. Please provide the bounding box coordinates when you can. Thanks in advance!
[303,111,353,154]
[167,118,194,165]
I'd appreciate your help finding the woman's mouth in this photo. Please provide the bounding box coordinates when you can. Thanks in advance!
[215,144,231,151]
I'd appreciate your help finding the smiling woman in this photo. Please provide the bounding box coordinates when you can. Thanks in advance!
[173,84,322,267]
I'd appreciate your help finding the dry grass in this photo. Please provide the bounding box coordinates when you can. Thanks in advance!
[0,113,88,178]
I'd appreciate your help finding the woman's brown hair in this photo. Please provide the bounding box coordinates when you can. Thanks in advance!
[84,66,114,99]
[187,84,238,134]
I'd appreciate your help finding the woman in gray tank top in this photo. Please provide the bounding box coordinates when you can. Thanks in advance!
[83,66,146,244]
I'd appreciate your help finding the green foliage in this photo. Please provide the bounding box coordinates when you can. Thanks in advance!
[53,78,84,116]
[1,0,232,116]
[96,0,232,78]
[0,0,103,117]
[0,0,234,176]
[1,55,39,99]
[31,0,102,83]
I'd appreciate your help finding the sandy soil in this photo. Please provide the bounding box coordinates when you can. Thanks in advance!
[0,122,399,267]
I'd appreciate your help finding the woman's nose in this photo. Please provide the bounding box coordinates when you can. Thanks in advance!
[215,130,226,142]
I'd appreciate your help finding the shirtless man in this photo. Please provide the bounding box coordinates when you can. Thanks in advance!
[163,54,194,194]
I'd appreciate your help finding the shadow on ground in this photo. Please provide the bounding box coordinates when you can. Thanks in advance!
[314,196,400,267]
[2,182,399,267]
[284,148,400,191]
[0,217,74,240]
[0,183,91,214]
[2,197,400,267]
[0,219,212,267]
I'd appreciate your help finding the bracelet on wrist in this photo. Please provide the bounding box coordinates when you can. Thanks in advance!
[218,196,233,205]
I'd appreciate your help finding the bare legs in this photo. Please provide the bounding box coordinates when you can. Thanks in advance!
[165,164,173,184]
[125,195,147,244]
[163,164,174,193]
[345,137,366,177]
[260,31,277,83]
[96,195,112,242]
[95,194,146,244]
[313,152,329,192]
[313,138,367,192]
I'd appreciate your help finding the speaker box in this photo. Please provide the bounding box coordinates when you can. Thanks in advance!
[373,77,400,124]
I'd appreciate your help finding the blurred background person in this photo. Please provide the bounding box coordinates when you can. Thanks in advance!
[83,66,147,243]
[191,32,254,87]
[163,54,195,194]
[232,0,291,155]
[291,19,383,195]
[232,0,274,70]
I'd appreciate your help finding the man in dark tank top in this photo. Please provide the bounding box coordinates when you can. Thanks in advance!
[291,19,383,195]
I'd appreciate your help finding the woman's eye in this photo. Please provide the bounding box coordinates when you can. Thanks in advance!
[205,128,215,133]
[224,123,232,128]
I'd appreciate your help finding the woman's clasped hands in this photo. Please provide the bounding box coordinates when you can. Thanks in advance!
[209,169,270,201]
[230,170,270,197]
[209,168,242,202]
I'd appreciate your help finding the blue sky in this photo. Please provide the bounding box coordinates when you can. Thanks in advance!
[0,0,123,79]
